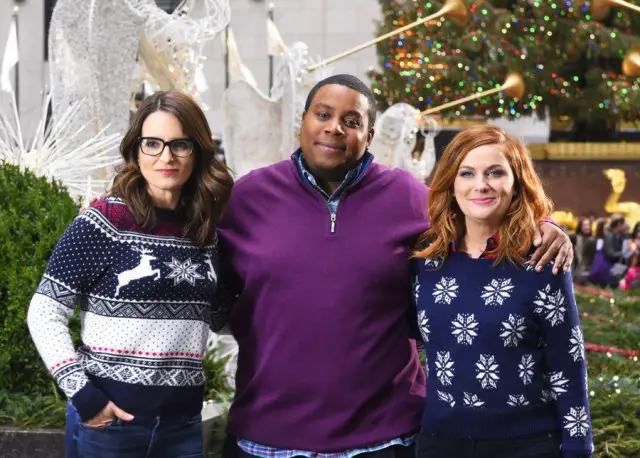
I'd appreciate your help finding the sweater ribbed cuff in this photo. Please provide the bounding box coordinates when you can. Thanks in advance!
[71,381,110,422]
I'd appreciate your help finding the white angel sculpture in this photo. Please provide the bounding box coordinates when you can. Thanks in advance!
[369,103,439,181]
[131,0,230,106]
[221,39,333,178]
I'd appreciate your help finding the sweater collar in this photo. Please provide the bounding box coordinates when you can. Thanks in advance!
[154,206,185,224]
[291,148,373,199]
[451,233,500,259]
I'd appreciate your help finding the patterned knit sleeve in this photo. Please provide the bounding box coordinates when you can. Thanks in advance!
[408,259,424,350]
[535,268,593,457]
[209,235,242,332]
[27,207,115,421]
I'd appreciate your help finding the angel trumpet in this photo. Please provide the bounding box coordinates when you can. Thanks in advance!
[591,0,640,21]
[306,0,469,71]
[420,72,525,116]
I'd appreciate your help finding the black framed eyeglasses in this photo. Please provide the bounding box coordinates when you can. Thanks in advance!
[138,137,195,158]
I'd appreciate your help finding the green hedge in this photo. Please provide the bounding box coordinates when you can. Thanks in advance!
[0,162,79,397]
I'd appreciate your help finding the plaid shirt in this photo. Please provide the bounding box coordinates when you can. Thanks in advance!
[237,435,415,458]
[451,233,500,259]
[237,151,416,457]
[293,149,372,213]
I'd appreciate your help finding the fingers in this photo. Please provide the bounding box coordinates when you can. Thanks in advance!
[533,225,543,247]
[550,241,570,275]
[529,236,548,266]
[535,238,565,273]
[84,417,114,427]
[84,401,134,426]
[559,240,573,273]
[110,403,135,421]
[84,407,113,427]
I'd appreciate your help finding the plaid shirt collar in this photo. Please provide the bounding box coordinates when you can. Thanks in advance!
[292,148,373,201]
[451,233,500,259]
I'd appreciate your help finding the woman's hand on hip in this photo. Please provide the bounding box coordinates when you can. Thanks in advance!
[84,401,134,427]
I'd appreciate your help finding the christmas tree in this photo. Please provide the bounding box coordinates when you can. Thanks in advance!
[369,0,640,140]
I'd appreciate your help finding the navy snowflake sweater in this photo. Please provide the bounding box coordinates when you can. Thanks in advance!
[414,252,593,457]
[27,197,228,421]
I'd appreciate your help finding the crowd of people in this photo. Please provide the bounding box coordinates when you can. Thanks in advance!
[570,215,640,291]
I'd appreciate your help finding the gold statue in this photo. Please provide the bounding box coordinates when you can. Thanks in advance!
[550,210,578,231]
[604,168,640,228]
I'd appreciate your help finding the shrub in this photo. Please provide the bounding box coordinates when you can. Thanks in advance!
[0,163,79,397]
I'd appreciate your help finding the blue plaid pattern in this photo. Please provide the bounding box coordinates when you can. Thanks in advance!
[237,434,416,458]
[292,149,373,213]
[237,150,415,457]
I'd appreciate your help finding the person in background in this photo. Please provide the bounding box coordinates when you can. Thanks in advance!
[603,215,627,264]
[28,91,233,458]
[620,222,640,291]
[218,74,574,458]
[604,215,629,282]
[413,125,592,458]
[588,218,616,287]
[570,217,596,284]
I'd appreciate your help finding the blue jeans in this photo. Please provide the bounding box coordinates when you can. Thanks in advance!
[416,429,562,458]
[66,402,203,458]
[66,401,80,458]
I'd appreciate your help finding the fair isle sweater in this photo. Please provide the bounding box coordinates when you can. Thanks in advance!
[218,153,428,452]
[27,197,226,421]
[414,249,593,457]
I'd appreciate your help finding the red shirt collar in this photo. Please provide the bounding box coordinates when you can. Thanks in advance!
[451,234,500,259]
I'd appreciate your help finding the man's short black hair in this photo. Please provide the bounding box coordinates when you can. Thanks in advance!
[304,74,377,129]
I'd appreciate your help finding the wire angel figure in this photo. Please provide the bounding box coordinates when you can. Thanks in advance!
[48,0,149,153]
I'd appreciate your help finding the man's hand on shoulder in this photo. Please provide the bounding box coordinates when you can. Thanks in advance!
[530,221,573,274]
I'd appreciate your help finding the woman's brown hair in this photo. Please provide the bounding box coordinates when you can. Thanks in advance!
[110,91,233,247]
[414,125,552,266]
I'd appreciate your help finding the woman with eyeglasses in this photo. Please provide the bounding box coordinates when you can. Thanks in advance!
[27,91,234,458]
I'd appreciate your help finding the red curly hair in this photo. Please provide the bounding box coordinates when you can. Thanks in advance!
[414,125,552,266]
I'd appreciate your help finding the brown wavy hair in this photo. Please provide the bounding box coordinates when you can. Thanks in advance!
[110,91,233,247]
[414,125,552,266]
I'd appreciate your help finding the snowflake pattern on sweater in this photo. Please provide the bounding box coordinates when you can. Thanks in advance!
[414,250,593,458]
[27,197,226,421]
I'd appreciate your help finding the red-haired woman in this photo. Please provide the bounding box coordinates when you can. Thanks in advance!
[413,126,592,458]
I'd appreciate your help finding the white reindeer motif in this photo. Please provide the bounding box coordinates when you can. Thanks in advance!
[115,246,161,296]
[203,253,217,283]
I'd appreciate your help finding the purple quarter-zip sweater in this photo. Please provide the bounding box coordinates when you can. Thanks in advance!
[218,157,429,452]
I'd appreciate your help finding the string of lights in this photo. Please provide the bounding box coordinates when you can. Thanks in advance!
[369,0,640,121]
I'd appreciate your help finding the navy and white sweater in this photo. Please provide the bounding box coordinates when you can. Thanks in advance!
[414,250,593,457]
[27,197,228,422]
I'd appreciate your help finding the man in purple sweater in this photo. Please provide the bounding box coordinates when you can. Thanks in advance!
[218,74,572,458]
